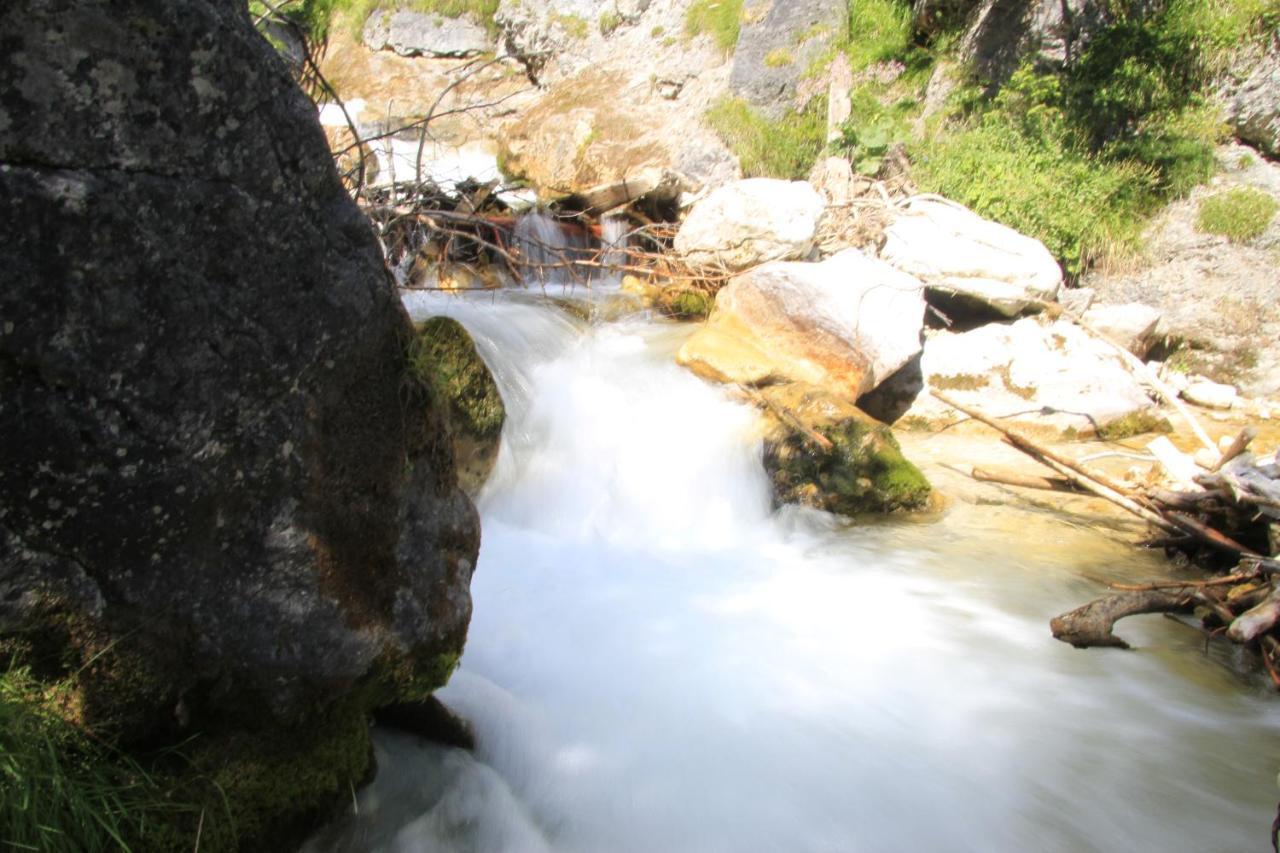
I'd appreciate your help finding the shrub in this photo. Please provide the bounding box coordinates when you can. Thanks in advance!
[705,96,827,180]
[599,10,623,35]
[685,0,744,54]
[1196,188,1279,241]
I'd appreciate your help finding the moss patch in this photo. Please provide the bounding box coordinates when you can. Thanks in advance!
[1095,410,1173,440]
[931,372,989,391]
[656,288,713,320]
[411,317,504,440]
[761,384,931,515]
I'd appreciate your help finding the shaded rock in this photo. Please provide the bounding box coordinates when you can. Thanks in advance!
[364,10,493,58]
[1222,40,1280,157]
[1081,302,1162,357]
[729,0,846,119]
[677,249,926,397]
[674,178,825,271]
[375,695,476,751]
[760,383,932,515]
[0,0,477,843]
[960,0,1109,88]
[880,197,1062,318]
[412,318,506,497]
[864,318,1165,440]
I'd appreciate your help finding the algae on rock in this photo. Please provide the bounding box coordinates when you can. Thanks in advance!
[759,383,932,516]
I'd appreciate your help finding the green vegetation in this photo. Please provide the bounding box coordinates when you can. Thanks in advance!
[764,48,794,67]
[685,0,744,54]
[411,317,505,440]
[1196,187,1279,241]
[650,24,666,37]
[1095,410,1173,440]
[599,9,623,35]
[0,664,216,852]
[705,96,827,180]
[840,0,914,72]
[552,12,590,39]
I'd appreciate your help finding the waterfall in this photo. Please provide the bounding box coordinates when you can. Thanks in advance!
[310,293,1280,853]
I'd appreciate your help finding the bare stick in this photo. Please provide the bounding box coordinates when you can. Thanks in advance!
[1051,589,1196,648]
[971,466,1079,493]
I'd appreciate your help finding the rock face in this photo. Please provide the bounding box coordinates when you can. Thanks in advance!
[959,0,1108,87]
[675,178,825,271]
[863,318,1166,439]
[760,383,932,516]
[363,10,493,57]
[678,249,926,398]
[1222,41,1280,157]
[729,0,846,119]
[880,198,1062,317]
[0,0,478,842]
[1081,302,1162,357]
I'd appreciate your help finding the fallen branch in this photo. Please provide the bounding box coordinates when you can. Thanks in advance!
[1050,589,1196,648]
[970,466,1079,493]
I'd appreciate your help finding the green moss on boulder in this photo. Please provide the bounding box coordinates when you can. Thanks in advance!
[411,317,506,495]
[760,383,931,515]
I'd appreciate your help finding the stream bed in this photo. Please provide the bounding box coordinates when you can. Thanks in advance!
[309,291,1280,852]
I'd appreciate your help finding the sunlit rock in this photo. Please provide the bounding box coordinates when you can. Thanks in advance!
[677,249,926,397]
[880,197,1062,318]
[674,178,825,272]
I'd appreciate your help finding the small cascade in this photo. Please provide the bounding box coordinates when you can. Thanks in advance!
[597,213,631,288]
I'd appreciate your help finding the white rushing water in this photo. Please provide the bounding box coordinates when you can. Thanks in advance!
[311,292,1280,853]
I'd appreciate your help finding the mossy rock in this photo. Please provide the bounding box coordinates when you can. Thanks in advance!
[760,383,931,515]
[656,287,714,320]
[411,317,505,496]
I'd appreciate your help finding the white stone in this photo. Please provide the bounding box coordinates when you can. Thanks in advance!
[363,10,493,57]
[677,248,926,397]
[674,179,825,272]
[880,197,1063,316]
[1081,302,1163,357]
[1183,379,1238,410]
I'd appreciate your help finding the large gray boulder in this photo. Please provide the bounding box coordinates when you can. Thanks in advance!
[959,0,1109,87]
[1222,41,1280,157]
[0,0,478,843]
[729,0,846,119]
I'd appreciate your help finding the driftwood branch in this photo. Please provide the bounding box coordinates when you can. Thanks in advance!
[1050,590,1196,648]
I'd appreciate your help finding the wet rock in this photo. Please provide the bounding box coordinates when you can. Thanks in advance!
[674,178,825,272]
[863,318,1165,440]
[760,383,932,515]
[677,249,926,397]
[1081,302,1162,357]
[729,0,846,119]
[880,197,1062,318]
[375,696,476,751]
[412,318,506,497]
[0,0,477,841]
[364,10,493,58]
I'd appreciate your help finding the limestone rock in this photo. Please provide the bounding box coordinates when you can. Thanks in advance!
[1081,302,1162,357]
[363,10,493,57]
[729,0,846,119]
[1183,378,1239,410]
[880,197,1062,317]
[0,0,478,828]
[960,0,1108,87]
[862,318,1165,440]
[760,383,932,515]
[1222,42,1280,157]
[677,249,926,397]
[674,178,825,272]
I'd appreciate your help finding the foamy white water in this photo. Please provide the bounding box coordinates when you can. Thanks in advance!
[312,292,1280,853]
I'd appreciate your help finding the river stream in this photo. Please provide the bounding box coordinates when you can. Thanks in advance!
[309,289,1279,852]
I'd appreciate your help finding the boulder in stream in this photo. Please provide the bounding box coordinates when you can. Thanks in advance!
[0,0,480,846]
[760,383,932,515]
[677,249,926,398]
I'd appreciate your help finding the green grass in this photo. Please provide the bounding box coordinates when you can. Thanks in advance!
[551,12,589,39]
[1196,187,1279,241]
[764,48,794,67]
[599,10,623,35]
[685,0,744,54]
[0,666,210,852]
[705,96,828,180]
[841,0,913,71]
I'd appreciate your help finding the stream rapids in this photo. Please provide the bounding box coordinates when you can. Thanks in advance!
[308,288,1280,852]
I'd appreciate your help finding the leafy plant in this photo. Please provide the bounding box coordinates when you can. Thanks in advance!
[1196,188,1279,241]
[705,96,828,180]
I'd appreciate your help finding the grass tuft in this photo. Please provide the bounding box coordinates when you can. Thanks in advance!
[685,0,744,54]
[1196,187,1279,241]
[705,96,827,180]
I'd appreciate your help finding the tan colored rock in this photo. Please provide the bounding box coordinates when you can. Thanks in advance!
[677,249,926,397]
